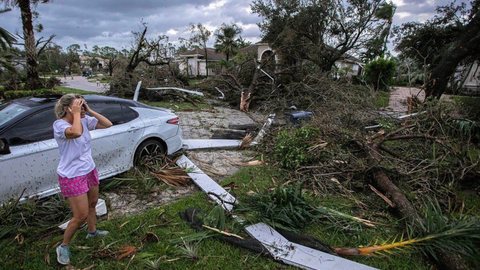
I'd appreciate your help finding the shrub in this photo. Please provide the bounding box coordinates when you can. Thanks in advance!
[44,76,61,89]
[274,126,320,169]
[364,57,396,91]
[4,89,61,100]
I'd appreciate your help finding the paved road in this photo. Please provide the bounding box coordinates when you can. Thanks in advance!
[60,76,108,93]
[388,86,424,112]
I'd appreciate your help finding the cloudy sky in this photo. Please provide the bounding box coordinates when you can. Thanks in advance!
[0,0,467,52]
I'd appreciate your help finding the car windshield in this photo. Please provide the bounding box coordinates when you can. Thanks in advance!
[0,103,29,127]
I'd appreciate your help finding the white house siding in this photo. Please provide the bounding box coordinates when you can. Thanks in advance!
[186,58,197,76]
[334,60,361,78]
[459,61,480,96]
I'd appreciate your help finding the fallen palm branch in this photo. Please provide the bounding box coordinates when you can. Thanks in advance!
[151,169,191,187]
[202,225,244,239]
[116,245,138,260]
[237,185,378,231]
[316,206,377,228]
[149,160,192,187]
[240,133,253,148]
[335,202,480,260]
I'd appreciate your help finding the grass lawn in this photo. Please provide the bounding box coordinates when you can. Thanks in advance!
[55,86,100,95]
[373,91,390,109]
[0,165,432,269]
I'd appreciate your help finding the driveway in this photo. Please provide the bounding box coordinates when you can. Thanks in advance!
[104,105,262,218]
[60,76,108,93]
[388,86,425,112]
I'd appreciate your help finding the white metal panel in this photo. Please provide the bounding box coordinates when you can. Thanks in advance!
[176,155,235,211]
[146,87,204,96]
[182,139,241,150]
[245,223,377,270]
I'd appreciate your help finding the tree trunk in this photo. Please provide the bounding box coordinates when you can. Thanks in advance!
[240,59,261,112]
[366,142,470,270]
[125,27,147,76]
[18,0,42,89]
[425,10,480,98]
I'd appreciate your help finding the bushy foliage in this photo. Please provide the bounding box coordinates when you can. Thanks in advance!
[44,76,61,89]
[3,89,60,100]
[274,126,319,169]
[364,57,396,91]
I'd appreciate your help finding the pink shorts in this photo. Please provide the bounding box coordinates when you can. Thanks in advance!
[58,168,99,198]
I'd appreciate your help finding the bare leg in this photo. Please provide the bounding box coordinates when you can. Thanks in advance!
[86,185,99,233]
[63,194,89,245]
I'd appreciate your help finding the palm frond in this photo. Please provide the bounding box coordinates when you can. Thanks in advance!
[334,200,480,261]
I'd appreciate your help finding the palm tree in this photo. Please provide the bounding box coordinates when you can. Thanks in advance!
[2,0,49,89]
[0,8,16,50]
[214,23,242,62]
[0,8,16,74]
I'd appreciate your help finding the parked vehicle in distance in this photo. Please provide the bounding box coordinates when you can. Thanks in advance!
[0,95,183,203]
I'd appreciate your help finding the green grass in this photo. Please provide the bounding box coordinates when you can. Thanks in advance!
[0,165,451,269]
[452,95,480,120]
[374,91,390,109]
[54,86,100,95]
[0,179,292,269]
[143,100,213,111]
[88,75,112,83]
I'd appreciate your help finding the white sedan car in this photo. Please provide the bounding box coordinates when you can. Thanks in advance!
[0,95,183,203]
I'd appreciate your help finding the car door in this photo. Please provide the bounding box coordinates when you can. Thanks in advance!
[88,102,143,178]
[0,107,59,201]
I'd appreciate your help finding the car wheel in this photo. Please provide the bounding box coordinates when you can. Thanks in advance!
[134,139,166,166]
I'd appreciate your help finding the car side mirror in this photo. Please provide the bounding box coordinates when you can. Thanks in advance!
[0,138,11,154]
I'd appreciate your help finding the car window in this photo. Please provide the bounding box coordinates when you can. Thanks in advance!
[88,102,138,125]
[1,108,56,145]
[0,102,29,127]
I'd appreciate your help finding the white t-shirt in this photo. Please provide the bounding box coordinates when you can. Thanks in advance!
[53,115,98,178]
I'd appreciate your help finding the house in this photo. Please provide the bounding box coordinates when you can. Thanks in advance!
[239,42,280,63]
[240,42,363,78]
[176,48,225,77]
[458,61,480,96]
[79,55,107,72]
[176,42,363,78]
[333,55,363,79]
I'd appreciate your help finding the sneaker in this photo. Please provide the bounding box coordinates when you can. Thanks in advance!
[86,229,109,239]
[56,244,70,265]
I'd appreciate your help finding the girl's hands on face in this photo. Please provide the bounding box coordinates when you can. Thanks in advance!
[68,99,84,115]
[82,99,91,113]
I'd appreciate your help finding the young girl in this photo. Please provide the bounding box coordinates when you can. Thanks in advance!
[53,94,112,265]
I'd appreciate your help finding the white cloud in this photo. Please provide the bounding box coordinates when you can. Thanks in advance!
[166,29,178,36]
[203,0,227,11]
[391,0,406,7]
[397,11,412,19]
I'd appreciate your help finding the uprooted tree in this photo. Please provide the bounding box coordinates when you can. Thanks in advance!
[394,0,480,98]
